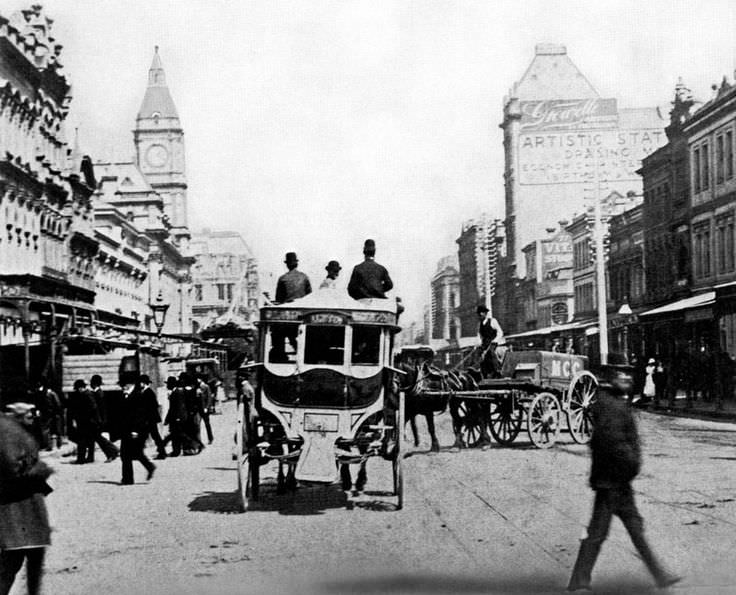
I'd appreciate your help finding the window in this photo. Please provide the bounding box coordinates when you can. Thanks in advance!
[702,142,710,190]
[716,214,735,274]
[693,147,701,193]
[717,135,725,184]
[351,325,381,365]
[694,223,712,279]
[727,130,734,180]
[304,326,345,365]
[216,283,234,301]
[267,323,299,363]
[194,284,202,302]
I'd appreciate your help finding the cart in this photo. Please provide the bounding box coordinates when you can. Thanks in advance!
[235,291,404,511]
[424,350,598,449]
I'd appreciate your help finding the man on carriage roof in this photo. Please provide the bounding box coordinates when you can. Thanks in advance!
[275,252,312,304]
[347,239,393,300]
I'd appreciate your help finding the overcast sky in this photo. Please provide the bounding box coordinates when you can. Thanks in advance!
[9,0,736,323]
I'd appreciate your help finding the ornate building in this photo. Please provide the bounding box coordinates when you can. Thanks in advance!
[189,229,259,333]
[430,255,459,342]
[93,47,194,336]
[0,6,99,391]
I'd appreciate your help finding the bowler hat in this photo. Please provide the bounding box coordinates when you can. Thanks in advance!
[284,252,298,264]
[325,260,341,272]
[476,304,489,314]
[363,239,376,251]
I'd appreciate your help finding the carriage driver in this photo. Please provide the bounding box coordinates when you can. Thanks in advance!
[477,304,507,378]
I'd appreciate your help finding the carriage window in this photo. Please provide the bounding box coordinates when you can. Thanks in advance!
[304,326,345,365]
[267,323,299,363]
[352,325,381,365]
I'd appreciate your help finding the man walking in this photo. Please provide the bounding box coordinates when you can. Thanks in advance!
[118,376,156,485]
[67,379,99,464]
[138,375,167,460]
[347,239,393,300]
[197,375,214,445]
[89,375,119,463]
[32,378,62,451]
[163,376,186,457]
[567,364,681,591]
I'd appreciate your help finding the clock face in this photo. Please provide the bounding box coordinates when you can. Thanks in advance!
[145,144,168,168]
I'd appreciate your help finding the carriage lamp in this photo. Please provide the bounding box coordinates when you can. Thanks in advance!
[149,290,170,338]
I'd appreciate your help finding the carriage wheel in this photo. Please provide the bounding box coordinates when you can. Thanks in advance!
[566,371,598,444]
[393,390,405,509]
[526,392,561,449]
[455,399,487,448]
[489,398,523,445]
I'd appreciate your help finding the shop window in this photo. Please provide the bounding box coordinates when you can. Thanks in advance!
[304,326,345,365]
[351,325,381,365]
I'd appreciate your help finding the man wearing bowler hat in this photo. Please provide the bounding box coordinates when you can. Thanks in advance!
[320,260,342,289]
[348,239,393,300]
[275,252,312,304]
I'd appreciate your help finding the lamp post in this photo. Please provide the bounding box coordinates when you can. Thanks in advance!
[149,290,170,338]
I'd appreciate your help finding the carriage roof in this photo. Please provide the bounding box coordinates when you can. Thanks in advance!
[260,289,399,326]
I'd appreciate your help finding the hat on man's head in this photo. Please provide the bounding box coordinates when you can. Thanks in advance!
[284,252,298,264]
[476,304,489,314]
[363,239,376,252]
[73,379,86,391]
[647,358,656,365]
[325,260,341,272]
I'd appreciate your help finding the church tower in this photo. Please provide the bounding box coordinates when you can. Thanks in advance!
[134,46,189,244]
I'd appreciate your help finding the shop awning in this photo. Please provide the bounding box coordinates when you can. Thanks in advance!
[506,319,596,340]
[639,291,715,317]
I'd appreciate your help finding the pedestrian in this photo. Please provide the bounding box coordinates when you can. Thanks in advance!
[640,358,656,406]
[138,375,167,460]
[197,375,214,445]
[179,373,204,455]
[163,376,186,457]
[32,378,63,451]
[567,364,681,592]
[67,379,100,464]
[319,260,342,289]
[89,375,119,463]
[0,402,53,595]
[275,252,312,304]
[347,239,393,300]
[118,376,156,485]
[653,360,667,407]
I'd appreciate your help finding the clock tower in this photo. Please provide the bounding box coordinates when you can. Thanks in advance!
[134,46,189,242]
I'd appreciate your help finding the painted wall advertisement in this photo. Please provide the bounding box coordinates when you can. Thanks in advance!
[517,98,666,186]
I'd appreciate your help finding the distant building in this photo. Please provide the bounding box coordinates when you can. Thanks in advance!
[430,255,459,341]
[94,47,194,336]
[0,6,99,390]
[498,43,666,333]
[189,230,259,333]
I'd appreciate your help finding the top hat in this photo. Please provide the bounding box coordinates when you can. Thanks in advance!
[325,260,341,272]
[284,252,298,264]
[363,239,376,251]
[476,304,489,314]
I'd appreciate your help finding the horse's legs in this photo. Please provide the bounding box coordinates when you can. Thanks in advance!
[425,413,440,452]
[285,463,297,491]
[340,463,352,491]
[355,461,367,493]
[276,462,286,494]
[409,414,420,447]
[448,398,464,449]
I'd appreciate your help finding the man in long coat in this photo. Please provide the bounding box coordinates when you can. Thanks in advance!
[119,377,156,485]
[0,403,53,595]
[567,365,681,591]
[67,379,100,464]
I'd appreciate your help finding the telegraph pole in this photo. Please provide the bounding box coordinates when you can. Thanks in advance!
[593,175,609,365]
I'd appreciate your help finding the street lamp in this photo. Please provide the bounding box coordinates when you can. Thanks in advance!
[149,290,170,338]
[618,297,633,316]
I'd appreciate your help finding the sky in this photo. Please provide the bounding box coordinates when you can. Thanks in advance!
[7,0,736,325]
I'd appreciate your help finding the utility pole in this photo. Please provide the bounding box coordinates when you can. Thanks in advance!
[484,217,493,316]
[593,176,609,365]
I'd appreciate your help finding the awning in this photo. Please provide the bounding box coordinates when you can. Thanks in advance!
[506,319,596,340]
[639,291,715,317]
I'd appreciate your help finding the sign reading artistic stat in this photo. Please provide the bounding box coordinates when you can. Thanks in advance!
[517,98,666,186]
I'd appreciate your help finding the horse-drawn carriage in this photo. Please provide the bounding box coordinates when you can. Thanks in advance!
[235,291,404,511]
[399,346,598,449]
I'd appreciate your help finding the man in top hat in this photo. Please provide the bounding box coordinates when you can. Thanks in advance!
[275,252,312,304]
[347,239,393,300]
[320,260,342,289]
[567,364,681,591]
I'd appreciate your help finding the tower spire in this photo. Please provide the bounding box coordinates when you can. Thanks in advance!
[137,46,178,121]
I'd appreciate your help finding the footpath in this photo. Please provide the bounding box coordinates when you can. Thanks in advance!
[644,393,736,423]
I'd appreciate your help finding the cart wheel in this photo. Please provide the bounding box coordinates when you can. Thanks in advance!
[489,398,523,445]
[566,371,598,444]
[527,392,561,449]
[393,390,405,509]
[455,399,487,448]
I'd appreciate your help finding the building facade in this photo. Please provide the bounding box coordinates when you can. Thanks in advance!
[430,255,460,342]
[189,229,259,333]
[498,43,666,332]
[0,6,99,390]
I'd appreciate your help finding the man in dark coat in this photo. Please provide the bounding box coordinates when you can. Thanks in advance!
[163,376,187,457]
[138,375,167,460]
[197,375,214,445]
[0,403,53,595]
[275,252,312,304]
[67,379,100,464]
[89,375,119,463]
[179,373,205,455]
[118,377,156,485]
[32,378,62,451]
[348,239,393,300]
[567,365,681,591]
